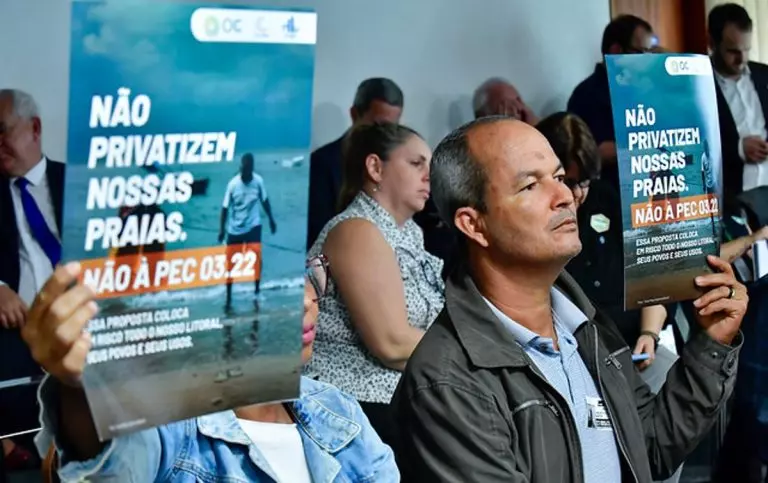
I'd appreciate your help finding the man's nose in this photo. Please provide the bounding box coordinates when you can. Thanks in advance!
[553,179,575,209]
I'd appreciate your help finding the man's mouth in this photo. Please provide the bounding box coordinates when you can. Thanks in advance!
[554,218,577,229]
[550,210,578,231]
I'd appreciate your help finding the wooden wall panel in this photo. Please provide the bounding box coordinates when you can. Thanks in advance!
[610,0,706,53]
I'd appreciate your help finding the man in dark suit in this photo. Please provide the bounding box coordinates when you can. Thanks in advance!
[709,3,768,214]
[0,88,63,468]
[567,15,656,190]
[306,78,403,249]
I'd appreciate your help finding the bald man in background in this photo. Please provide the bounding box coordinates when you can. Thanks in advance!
[472,77,539,125]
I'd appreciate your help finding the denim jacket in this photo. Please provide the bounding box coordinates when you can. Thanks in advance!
[35,376,399,482]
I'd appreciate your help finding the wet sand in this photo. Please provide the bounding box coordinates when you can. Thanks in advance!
[87,353,301,440]
[625,266,709,309]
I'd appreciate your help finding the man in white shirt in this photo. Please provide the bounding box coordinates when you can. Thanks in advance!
[710,3,768,211]
[219,153,276,312]
[0,88,64,466]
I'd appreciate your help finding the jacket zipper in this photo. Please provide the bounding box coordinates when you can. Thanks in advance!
[524,366,585,483]
[512,399,561,418]
[593,325,639,483]
[605,347,629,369]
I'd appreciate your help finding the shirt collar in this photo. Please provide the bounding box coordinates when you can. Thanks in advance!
[196,377,360,453]
[714,63,752,84]
[11,156,46,186]
[550,287,589,333]
[354,191,402,231]
[483,287,589,347]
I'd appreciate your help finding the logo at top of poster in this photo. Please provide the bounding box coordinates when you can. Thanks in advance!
[254,16,268,38]
[204,16,219,36]
[190,8,316,45]
[664,56,712,76]
[283,16,298,38]
[205,15,242,37]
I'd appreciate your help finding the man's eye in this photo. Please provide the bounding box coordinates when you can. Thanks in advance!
[555,175,566,183]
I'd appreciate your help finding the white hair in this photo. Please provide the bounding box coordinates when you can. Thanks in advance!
[0,89,40,120]
[471,77,512,115]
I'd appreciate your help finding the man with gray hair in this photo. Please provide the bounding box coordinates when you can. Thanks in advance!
[472,77,539,125]
[0,88,64,467]
[394,117,748,482]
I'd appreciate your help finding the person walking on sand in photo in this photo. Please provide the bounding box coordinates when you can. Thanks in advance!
[219,153,277,312]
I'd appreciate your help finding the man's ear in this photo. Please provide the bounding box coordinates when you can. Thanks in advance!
[708,36,717,54]
[454,207,489,248]
[31,117,42,142]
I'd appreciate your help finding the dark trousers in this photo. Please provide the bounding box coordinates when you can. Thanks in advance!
[714,402,768,482]
[0,329,42,438]
[225,226,263,304]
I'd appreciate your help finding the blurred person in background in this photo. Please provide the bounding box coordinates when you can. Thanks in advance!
[568,15,656,190]
[473,77,539,125]
[307,78,404,249]
[0,88,63,470]
[708,3,768,213]
[25,258,399,482]
[307,122,445,456]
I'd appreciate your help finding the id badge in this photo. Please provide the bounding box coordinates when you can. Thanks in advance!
[586,396,613,430]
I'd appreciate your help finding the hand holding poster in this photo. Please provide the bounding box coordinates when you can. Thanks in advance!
[63,1,316,440]
[605,53,722,310]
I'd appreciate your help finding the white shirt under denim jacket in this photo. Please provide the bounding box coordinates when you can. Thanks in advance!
[35,376,399,482]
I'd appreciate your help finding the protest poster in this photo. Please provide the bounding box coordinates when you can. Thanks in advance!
[63,0,316,440]
[605,53,722,310]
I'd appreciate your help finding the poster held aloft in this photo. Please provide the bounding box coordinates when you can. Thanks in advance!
[63,0,317,441]
[605,53,722,310]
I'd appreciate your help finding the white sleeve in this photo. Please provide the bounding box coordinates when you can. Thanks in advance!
[738,136,747,162]
[222,179,234,209]
[256,173,268,201]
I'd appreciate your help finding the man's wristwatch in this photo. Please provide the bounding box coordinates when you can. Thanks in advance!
[640,330,660,349]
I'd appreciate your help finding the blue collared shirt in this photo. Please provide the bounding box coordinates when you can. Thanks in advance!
[35,376,399,483]
[484,288,622,483]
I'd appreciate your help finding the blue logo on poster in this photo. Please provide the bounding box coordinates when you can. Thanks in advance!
[283,16,298,37]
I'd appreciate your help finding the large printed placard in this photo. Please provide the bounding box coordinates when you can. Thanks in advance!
[63,1,316,440]
[606,54,722,309]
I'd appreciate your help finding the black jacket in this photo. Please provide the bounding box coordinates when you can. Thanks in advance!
[715,61,768,213]
[0,158,64,434]
[394,266,741,482]
[0,158,65,291]
[306,136,345,250]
